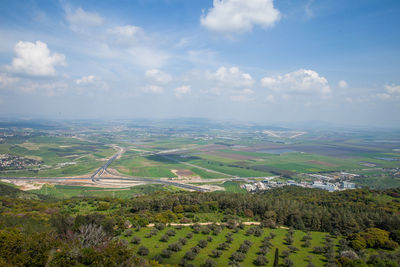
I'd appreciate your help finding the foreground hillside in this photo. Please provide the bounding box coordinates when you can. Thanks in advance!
[0,183,399,266]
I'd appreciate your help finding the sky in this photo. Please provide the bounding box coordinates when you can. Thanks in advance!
[0,0,399,127]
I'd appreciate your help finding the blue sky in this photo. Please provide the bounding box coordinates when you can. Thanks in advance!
[0,0,399,127]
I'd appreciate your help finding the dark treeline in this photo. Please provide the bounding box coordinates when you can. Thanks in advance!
[125,187,400,235]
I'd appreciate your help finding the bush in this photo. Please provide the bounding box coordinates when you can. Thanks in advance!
[198,239,208,248]
[137,246,149,256]
[230,252,246,262]
[202,227,211,235]
[184,251,196,260]
[288,245,299,253]
[179,237,188,245]
[210,249,223,258]
[203,259,216,267]
[283,257,294,267]
[238,243,250,253]
[123,229,133,237]
[282,250,290,257]
[254,255,268,266]
[191,246,201,254]
[168,242,182,252]
[160,234,169,242]
[131,236,141,244]
[312,246,326,254]
[258,246,269,255]
[303,240,311,248]
[155,223,165,230]
[186,232,193,239]
[166,229,176,236]
[207,236,213,242]
[161,249,172,258]
[217,242,230,250]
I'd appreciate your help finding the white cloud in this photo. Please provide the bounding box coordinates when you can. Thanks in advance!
[261,69,331,96]
[377,93,392,100]
[175,85,191,97]
[338,80,348,89]
[142,84,164,94]
[108,25,146,44]
[20,81,68,96]
[230,88,254,102]
[201,0,281,34]
[75,75,97,85]
[265,94,275,102]
[65,7,103,27]
[0,73,19,87]
[145,69,172,83]
[210,66,254,87]
[304,0,314,18]
[110,25,143,37]
[8,41,65,76]
[385,84,400,94]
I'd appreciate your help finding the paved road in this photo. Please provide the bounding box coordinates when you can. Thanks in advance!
[1,176,209,192]
[91,147,123,182]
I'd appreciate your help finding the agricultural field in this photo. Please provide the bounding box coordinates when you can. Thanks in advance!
[120,225,337,267]
[30,184,178,199]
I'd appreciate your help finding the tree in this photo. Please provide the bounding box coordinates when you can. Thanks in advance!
[131,236,141,245]
[203,258,216,267]
[210,249,222,258]
[273,248,279,267]
[230,252,246,262]
[161,249,172,258]
[137,246,149,256]
[184,251,196,260]
[168,242,182,252]
[159,234,169,242]
[254,255,268,266]
[198,239,208,248]
[283,257,294,267]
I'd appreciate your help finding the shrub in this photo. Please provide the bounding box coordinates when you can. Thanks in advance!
[186,232,193,239]
[166,229,176,236]
[191,246,201,254]
[123,229,133,237]
[131,236,141,245]
[283,257,294,267]
[282,250,290,257]
[137,246,149,256]
[210,249,223,258]
[217,242,230,250]
[179,237,188,245]
[202,227,211,235]
[184,251,196,260]
[258,246,269,255]
[238,244,250,253]
[230,252,246,262]
[254,255,268,266]
[198,239,208,248]
[159,234,169,242]
[161,249,172,258]
[155,223,165,230]
[303,240,311,248]
[168,242,182,252]
[203,259,216,267]
[288,245,299,253]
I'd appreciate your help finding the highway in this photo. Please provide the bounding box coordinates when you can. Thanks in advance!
[1,176,209,192]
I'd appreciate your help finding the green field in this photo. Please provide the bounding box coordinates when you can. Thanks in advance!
[120,225,337,267]
[30,184,178,199]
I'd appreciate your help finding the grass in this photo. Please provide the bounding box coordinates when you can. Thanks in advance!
[30,184,176,199]
[121,226,338,267]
